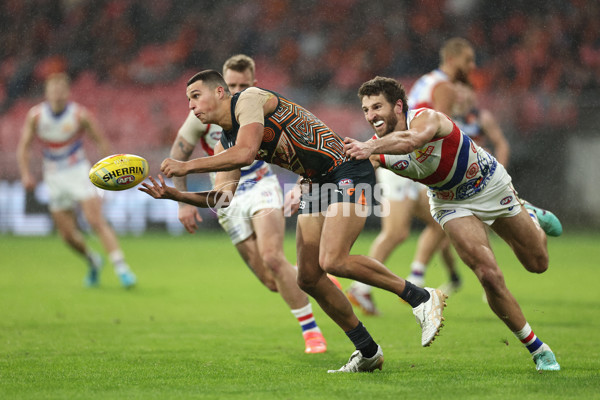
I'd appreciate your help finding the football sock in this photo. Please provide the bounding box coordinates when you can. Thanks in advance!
[527,209,542,229]
[410,261,426,275]
[400,281,431,307]
[450,272,461,283]
[513,322,545,355]
[86,251,102,269]
[291,303,321,335]
[345,321,378,358]
[109,250,130,274]
[351,281,372,293]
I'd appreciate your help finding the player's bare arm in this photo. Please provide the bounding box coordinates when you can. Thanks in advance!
[80,108,110,157]
[169,135,196,190]
[139,167,240,209]
[480,109,510,167]
[17,110,37,190]
[161,122,263,177]
[432,82,456,115]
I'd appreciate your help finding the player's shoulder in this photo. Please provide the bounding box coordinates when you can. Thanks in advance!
[237,87,267,101]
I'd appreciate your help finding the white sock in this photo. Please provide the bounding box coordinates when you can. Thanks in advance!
[410,261,426,276]
[351,281,372,294]
[109,250,130,274]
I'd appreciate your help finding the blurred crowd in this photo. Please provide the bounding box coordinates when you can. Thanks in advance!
[1,0,599,131]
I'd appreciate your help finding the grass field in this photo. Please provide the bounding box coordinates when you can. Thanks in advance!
[1,230,599,399]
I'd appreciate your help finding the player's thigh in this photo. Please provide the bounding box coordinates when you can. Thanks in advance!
[443,215,496,270]
[491,206,548,270]
[413,188,436,224]
[296,213,325,284]
[320,203,367,265]
[380,198,413,237]
[251,208,286,255]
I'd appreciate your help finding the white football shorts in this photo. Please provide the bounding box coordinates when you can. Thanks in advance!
[43,160,99,212]
[376,167,425,202]
[217,175,284,245]
[429,165,523,229]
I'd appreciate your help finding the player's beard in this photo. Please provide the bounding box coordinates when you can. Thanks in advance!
[454,68,470,84]
[382,112,399,135]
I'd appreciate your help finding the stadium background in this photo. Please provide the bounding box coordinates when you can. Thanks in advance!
[1,0,598,235]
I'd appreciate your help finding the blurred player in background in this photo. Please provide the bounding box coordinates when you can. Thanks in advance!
[345,76,562,371]
[17,73,137,288]
[168,54,328,354]
[347,38,474,313]
[140,70,448,373]
[452,81,510,167]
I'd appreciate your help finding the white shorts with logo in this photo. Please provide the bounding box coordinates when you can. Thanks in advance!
[43,160,99,212]
[429,164,524,229]
[217,175,283,245]
[376,167,425,202]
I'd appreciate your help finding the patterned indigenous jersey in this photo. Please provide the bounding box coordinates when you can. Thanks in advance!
[376,109,499,201]
[32,102,87,171]
[178,111,273,192]
[407,69,450,110]
[220,89,348,181]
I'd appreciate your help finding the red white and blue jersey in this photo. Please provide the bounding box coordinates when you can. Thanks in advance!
[407,69,450,110]
[178,111,273,192]
[376,109,498,201]
[33,101,87,170]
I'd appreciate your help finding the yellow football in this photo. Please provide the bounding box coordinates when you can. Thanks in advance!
[89,154,149,191]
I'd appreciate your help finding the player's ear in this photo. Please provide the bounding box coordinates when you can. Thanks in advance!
[394,99,404,115]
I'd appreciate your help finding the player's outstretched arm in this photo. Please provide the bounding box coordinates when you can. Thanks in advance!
[139,174,238,209]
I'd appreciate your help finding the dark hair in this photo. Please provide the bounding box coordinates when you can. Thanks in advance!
[358,76,408,115]
[187,70,231,95]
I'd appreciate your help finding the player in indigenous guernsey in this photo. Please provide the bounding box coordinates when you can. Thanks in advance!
[169,54,328,354]
[140,70,448,373]
[344,76,562,371]
[347,38,474,313]
[17,73,137,288]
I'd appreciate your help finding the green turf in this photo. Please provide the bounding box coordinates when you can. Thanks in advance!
[0,230,599,399]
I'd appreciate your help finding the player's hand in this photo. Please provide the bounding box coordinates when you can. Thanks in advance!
[344,137,373,160]
[21,173,36,192]
[283,184,302,216]
[160,158,188,177]
[138,175,178,200]
[178,203,203,234]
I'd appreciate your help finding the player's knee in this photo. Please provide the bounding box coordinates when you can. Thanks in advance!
[474,265,505,293]
[259,251,285,275]
[319,254,347,277]
[296,273,318,295]
[523,252,549,274]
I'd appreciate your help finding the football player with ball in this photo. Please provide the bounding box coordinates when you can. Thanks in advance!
[17,73,137,288]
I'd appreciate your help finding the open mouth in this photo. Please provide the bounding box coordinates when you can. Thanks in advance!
[373,120,384,128]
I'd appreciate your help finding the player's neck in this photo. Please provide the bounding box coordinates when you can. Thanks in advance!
[48,101,67,115]
[216,98,234,130]
[439,65,455,81]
